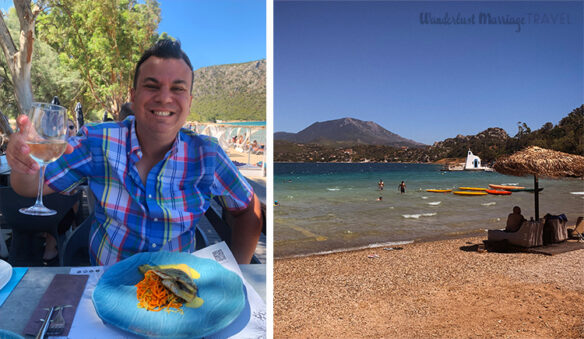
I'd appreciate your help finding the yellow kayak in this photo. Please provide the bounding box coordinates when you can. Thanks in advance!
[453,191,488,196]
[459,187,487,191]
[426,189,452,193]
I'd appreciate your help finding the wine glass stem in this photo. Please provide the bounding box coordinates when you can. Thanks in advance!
[33,164,47,207]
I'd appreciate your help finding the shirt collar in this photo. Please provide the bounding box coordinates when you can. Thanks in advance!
[128,117,183,158]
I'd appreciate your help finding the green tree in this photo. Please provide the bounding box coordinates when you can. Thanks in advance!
[0,4,82,133]
[37,0,161,119]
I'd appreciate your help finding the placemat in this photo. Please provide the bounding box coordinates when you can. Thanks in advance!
[24,274,89,337]
[0,267,28,307]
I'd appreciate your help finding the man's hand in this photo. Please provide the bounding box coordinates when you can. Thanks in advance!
[6,115,39,175]
[230,193,263,264]
[5,115,73,196]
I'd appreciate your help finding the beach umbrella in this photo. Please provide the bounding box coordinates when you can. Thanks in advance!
[75,102,84,128]
[493,146,584,221]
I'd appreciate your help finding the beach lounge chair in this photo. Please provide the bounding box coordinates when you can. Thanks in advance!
[542,214,568,244]
[487,220,544,248]
[570,217,584,241]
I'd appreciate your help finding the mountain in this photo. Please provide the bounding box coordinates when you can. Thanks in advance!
[189,60,266,122]
[274,117,425,147]
[274,105,584,163]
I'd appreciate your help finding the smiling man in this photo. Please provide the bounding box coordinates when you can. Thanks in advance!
[7,39,263,265]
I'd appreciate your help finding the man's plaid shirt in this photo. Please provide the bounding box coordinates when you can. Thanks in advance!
[45,117,253,265]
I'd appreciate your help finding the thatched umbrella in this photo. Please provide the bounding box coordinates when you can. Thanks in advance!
[494,146,584,221]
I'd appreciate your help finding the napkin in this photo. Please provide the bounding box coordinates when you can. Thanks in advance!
[24,274,89,337]
[0,267,28,307]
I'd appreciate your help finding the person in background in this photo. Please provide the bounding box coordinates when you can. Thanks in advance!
[398,181,406,194]
[378,179,384,191]
[505,206,526,232]
[67,119,77,137]
[6,39,263,265]
[118,102,134,121]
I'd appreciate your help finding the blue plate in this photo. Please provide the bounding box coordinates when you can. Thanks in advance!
[0,329,24,339]
[92,252,245,338]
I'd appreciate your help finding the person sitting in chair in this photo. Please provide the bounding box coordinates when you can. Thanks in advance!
[505,206,526,232]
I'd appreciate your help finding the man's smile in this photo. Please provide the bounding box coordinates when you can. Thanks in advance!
[152,110,173,117]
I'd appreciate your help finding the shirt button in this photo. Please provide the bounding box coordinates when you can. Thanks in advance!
[152,243,157,248]
[148,194,153,198]
[154,218,158,222]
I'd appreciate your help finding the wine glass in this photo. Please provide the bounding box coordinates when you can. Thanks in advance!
[19,102,68,216]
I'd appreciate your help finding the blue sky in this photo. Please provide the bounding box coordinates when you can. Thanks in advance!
[0,0,266,71]
[274,1,583,145]
[158,1,266,70]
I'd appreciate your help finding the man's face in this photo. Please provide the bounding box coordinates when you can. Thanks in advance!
[67,121,76,137]
[130,56,193,139]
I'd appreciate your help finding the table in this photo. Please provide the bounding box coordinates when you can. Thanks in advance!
[0,264,265,336]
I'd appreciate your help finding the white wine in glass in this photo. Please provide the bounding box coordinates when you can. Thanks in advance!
[19,102,68,216]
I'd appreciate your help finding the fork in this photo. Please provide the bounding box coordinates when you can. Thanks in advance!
[47,305,71,335]
[35,306,55,339]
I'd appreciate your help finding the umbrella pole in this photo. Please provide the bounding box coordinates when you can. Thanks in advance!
[534,174,539,221]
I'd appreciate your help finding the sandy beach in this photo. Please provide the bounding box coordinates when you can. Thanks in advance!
[274,235,584,338]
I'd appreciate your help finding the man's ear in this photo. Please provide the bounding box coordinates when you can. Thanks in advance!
[130,88,135,102]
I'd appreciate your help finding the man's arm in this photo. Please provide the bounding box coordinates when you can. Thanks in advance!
[229,193,263,264]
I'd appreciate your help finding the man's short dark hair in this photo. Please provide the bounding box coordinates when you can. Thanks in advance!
[133,39,194,90]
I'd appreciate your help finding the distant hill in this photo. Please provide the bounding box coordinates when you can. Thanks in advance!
[427,127,510,163]
[274,117,425,147]
[274,105,584,163]
[190,60,266,122]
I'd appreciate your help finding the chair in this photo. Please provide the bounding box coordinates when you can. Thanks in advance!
[0,186,81,266]
[570,217,583,242]
[487,220,544,248]
[206,196,266,264]
[60,213,93,266]
[195,226,209,250]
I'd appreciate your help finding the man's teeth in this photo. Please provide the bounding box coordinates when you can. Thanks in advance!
[153,111,171,116]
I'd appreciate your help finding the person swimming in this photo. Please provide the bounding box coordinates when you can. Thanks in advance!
[398,181,406,194]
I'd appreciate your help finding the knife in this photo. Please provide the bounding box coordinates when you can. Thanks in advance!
[35,306,55,339]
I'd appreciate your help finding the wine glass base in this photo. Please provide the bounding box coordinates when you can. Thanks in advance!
[19,206,57,216]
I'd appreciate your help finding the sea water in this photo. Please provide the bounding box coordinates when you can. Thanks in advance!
[274,163,584,258]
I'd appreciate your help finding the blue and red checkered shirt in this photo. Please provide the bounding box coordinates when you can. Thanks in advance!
[45,117,253,265]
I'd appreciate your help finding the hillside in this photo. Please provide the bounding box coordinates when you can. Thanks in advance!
[190,60,266,122]
[274,117,425,147]
[274,105,584,163]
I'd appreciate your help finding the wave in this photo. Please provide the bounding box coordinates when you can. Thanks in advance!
[402,212,437,219]
[570,192,584,195]
[327,188,340,191]
[421,196,428,200]
[481,202,496,206]
[428,201,441,206]
[278,240,415,259]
